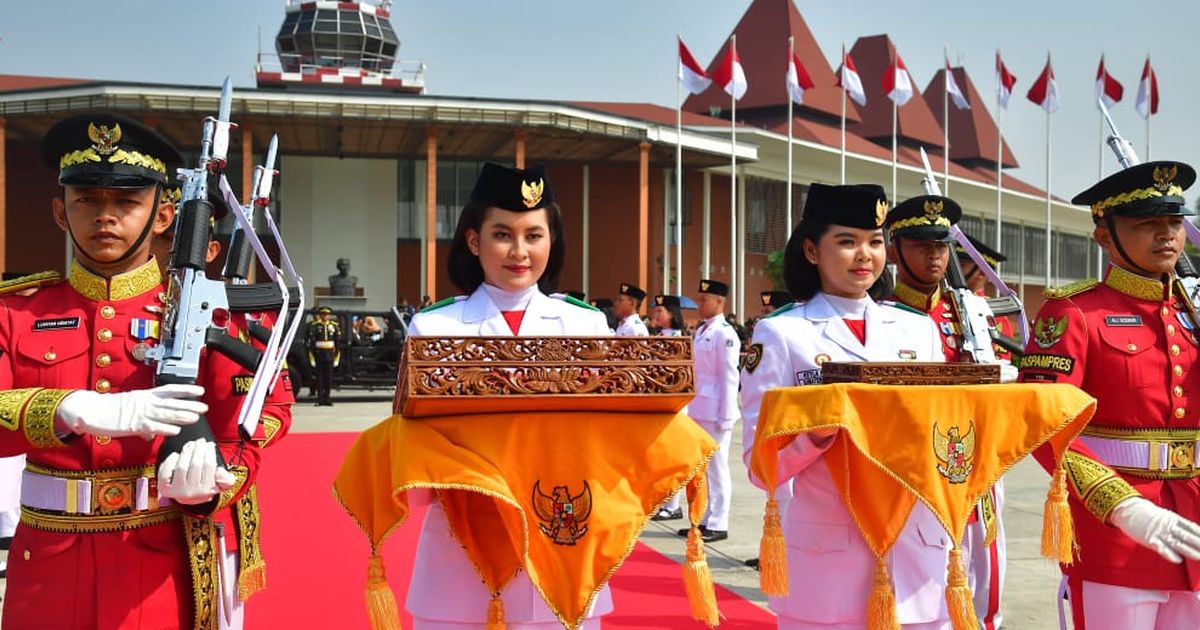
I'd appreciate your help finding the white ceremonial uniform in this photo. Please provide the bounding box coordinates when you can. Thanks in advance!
[405,285,612,629]
[689,314,741,531]
[615,313,649,337]
[741,292,957,629]
[658,325,686,514]
[0,454,22,537]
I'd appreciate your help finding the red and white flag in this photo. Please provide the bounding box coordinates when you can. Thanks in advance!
[711,40,747,100]
[1026,55,1059,113]
[1095,55,1124,108]
[837,50,866,106]
[995,51,1016,109]
[945,60,970,110]
[786,51,814,105]
[678,37,712,95]
[1135,56,1159,119]
[883,53,913,106]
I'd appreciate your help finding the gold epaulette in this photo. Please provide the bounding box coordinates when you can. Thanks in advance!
[1044,278,1099,300]
[0,270,62,296]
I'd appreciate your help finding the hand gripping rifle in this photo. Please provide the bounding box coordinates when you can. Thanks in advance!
[918,148,1025,360]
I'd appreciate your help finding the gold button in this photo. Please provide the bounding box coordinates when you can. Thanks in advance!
[43,351,56,361]
[97,328,112,343]
[158,292,168,304]
[1175,385,1184,397]
[95,378,111,393]
[1176,407,1187,419]
[95,353,111,368]
[1168,324,1177,336]
[99,305,115,319]
[1127,344,1138,352]
[1175,365,1184,377]
[1171,345,1181,356]
[1163,307,1171,317]
[22,550,30,561]
[95,435,111,445]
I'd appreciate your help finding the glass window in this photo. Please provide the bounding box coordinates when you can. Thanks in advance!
[744,177,792,254]
[396,160,417,239]
[381,42,397,57]
[314,19,338,33]
[314,9,333,19]
[1023,226,1047,279]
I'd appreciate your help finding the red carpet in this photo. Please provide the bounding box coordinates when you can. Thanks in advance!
[248,432,775,628]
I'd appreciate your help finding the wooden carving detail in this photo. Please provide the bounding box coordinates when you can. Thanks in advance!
[821,361,1000,385]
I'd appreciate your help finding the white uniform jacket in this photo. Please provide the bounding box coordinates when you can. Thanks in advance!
[740,292,954,625]
[689,315,741,428]
[615,313,649,337]
[405,286,613,624]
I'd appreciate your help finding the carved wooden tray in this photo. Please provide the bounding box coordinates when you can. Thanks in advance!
[821,361,1000,385]
[396,336,695,418]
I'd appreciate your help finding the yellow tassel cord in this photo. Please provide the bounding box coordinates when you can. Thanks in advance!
[486,595,506,630]
[1041,466,1076,563]
[683,526,722,627]
[758,497,788,597]
[867,556,900,630]
[944,547,979,630]
[365,554,402,630]
[237,562,267,602]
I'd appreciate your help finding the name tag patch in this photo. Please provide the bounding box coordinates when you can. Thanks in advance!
[796,369,822,385]
[1104,315,1142,327]
[1020,353,1076,375]
[231,375,254,396]
[33,317,80,331]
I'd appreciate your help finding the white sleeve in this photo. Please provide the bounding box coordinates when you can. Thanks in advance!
[719,327,741,422]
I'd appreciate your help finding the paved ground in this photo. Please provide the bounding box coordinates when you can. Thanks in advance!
[0,389,1066,628]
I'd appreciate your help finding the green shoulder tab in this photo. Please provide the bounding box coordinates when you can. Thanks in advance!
[880,299,925,317]
[1044,278,1099,300]
[763,302,797,319]
[559,295,600,312]
[420,296,462,313]
[0,270,62,296]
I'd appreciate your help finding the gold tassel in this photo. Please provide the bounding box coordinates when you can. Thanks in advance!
[365,554,402,630]
[682,526,721,627]
[1041,466,1076,563]
[486,595,506,630]
[758,497,788,597]
[867,556,900,630]
[237,562,267,602]
[944,547,979,630]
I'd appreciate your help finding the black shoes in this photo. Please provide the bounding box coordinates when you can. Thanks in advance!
[744,558,760,570]
[650,507,683,521]
[677,526,705,537]
[701,529,728,543]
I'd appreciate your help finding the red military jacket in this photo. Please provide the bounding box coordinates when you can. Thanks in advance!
[1020,265,1200,591]
[890,280,965,362]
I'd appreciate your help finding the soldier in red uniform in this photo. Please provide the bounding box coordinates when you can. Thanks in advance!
[0,112,263,629]
[955,232,1016,361]
[1021,161,1200,628]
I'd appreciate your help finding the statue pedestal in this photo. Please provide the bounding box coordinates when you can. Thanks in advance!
[315,295,369,311]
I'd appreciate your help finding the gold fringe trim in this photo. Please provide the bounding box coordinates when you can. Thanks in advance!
[758,497,788,597]
[486,595,506,630]
[365,554,402,630]
[683,526,721,627]
[184,517,220,630]
[235,485,267,601]
[867,555,899,630]
[945,547,978,630]
[1042,466,1076,563]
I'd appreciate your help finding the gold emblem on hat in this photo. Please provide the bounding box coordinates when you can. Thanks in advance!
[761,294,771,305]
[87,122,122,156]
[923,199,944,222]
[875,200,887,227]
[1153,164,1178,192]
[701,280,710,292]
[521,178,545,208]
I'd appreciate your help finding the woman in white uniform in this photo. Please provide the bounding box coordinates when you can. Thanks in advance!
[650,294,685,337]
[740,183,954,630]
[404,162,613,629]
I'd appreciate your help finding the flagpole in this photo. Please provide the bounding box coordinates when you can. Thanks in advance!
[729,35,738,317]
[1097,94,1105,279]
[1044,103,1052,288]
[675,36,684,295]
[840,43,847,185]
[1146,109,1152,160]
[995,70,1003,275]
[943,46,950,194]
[891,100,898,202]
[786,36,794,235]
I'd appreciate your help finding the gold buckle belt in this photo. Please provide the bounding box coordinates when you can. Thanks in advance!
[314,340,336,349]
[20,463,179,532]
[20,506,180,534]
[1080,427,1200,479]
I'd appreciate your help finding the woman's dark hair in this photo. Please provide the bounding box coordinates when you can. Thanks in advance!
[654,304,685,331]
[446,200,566,294]
[783,220,891,302]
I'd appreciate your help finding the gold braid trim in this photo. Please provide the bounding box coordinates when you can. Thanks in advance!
[1104,265,1167,302]
[216,465,249,511]
[1091,184,1186,216]
[107,148,166,175]
[256,415,283,448]
[1063,451,1139,522]
[0,387,42,432]
[1044,278,1099,299]
[892,281,939,312]
[235,485,267,601]
[20,505,180,533]
[183,517,220,630]
[889,215,952,231]
[67,259,161,302]
[59,148,102,169]
[0,270,62,296]
[24,389,72,449]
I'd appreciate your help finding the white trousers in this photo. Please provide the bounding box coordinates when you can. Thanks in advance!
[778,617,950,630]
[696,419,733,531]
[413,619,602,630]
[963,480,1005,629]
[1079,581,1200,630]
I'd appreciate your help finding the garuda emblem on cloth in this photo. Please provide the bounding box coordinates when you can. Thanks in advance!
[1034,315,1068,349]
[933,420,975,484]
[533,480,592,545]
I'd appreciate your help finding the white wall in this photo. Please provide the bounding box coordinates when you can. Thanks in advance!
[279,155,397,310]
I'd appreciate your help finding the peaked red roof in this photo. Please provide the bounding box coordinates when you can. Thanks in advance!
[682,0,860,124]
[0,74,91,93]
[846,35,943,146]
[923,67,1019,169]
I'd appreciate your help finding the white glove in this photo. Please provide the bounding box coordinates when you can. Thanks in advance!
[57,384,208,440]
[999,361,1019,384]
[157,438,237,506]
[1110,497,1200,563]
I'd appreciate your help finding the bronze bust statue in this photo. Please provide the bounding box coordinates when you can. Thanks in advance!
[328,257,359,296]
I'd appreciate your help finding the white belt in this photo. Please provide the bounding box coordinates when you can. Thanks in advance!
[314,340,336,350]
[21,468,172,514]
[1078,434,1200,473]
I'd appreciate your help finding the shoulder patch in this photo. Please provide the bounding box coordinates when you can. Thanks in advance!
[1044,278,1099,300]
[763,302,797,319]
[558,295,600,312]
[880,299,925,317]
[0,270,62,296]
[420,295,465,313]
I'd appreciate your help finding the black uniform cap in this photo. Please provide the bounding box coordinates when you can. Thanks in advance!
[885,195,962,242]
[954,232,1006,266]
[800,183,889,232]
[470,162,555,211]
[316,306,334,314]
[653,294,681,308]
[565,290,586,301]
[44,112,182,188]
[619,283,646,300]
[1072,161,1195,221]
[761,290,792,308]
[697,278,728,297]
[590,298,614,309]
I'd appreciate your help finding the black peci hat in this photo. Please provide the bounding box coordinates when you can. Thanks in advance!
[885,195,962,241]
[761,290,791,308]
[1073,161,1195,221]
[954,232,1006,266]
[565,290,586,301]
[619,283,646,301]
[316,306,333,314]
[470,162,556,211]
[654,294,681,308]
[697,278,728,297]
[44,112,182,188]
[590,298,614,309]
[800,183,889,232]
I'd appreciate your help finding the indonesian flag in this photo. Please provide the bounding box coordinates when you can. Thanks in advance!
[837,49,867,106]
[995,51,1016,109]
[678,37,712,95]
[883,53,914,106]
[1026,55,1059,113]
[711,39,747,100]
[1095,55,1124,108]
[786,51,815,105]
[1136,57,1159,119]
[945,61,970,110]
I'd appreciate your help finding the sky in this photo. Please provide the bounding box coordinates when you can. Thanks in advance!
[3,0,1198,207]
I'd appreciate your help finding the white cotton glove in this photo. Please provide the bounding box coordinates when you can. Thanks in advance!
[57,384,208,440]
[1110,497,1200,563]
[999,361,1019,384]
[157,438,238,505]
